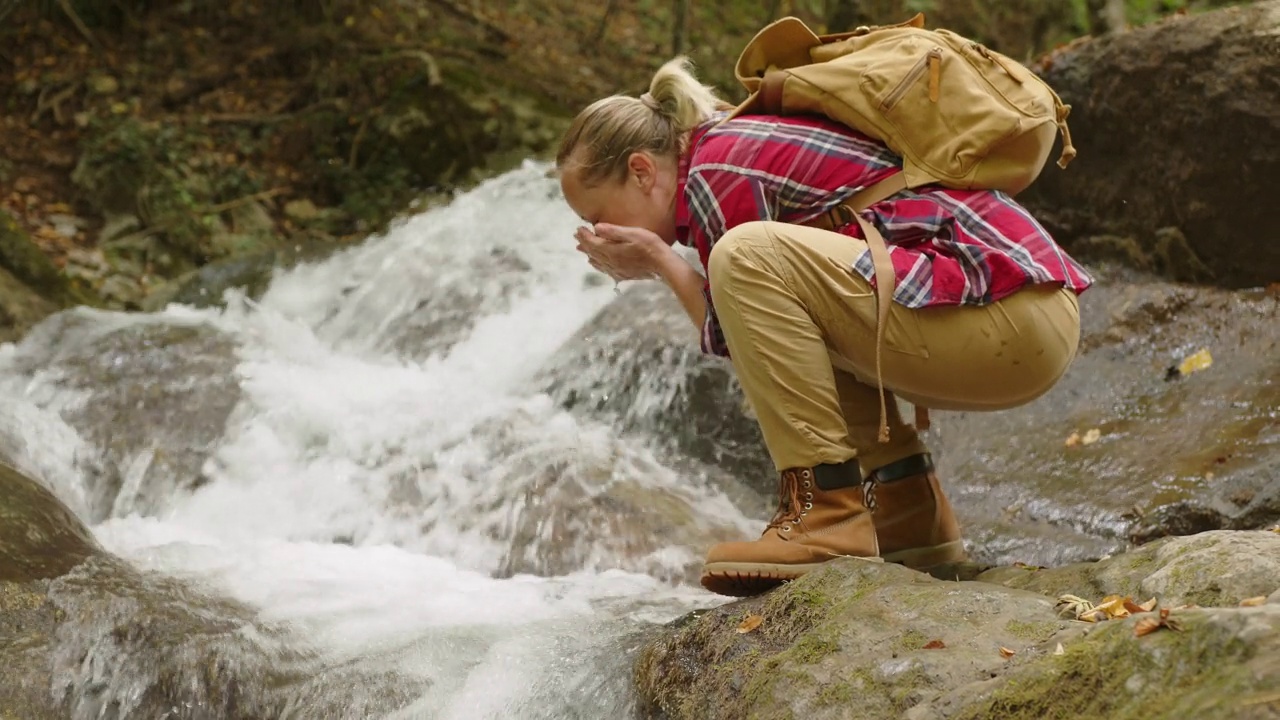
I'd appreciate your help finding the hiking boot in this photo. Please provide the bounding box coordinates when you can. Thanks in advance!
[868,453,968,570]
[700,459,881,597]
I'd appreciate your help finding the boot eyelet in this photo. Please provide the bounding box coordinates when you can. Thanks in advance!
[800,469,811,478]
[802,480,812,489]
[804,492,813,500]
[781,525,791,532]
[803,502,812,510]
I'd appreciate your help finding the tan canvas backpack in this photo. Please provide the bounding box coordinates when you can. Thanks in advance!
[720,14,1078,443]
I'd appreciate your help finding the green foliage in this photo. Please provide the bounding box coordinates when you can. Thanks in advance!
[72,115,271,261]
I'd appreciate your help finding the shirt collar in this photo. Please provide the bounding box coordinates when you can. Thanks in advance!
[675,117,719,246]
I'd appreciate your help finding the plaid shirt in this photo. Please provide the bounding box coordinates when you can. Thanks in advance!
[675,113,1094,357]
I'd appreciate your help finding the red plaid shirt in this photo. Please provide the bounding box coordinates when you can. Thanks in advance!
[675,113,1094,356]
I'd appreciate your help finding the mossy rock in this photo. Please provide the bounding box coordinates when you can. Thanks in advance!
[942,604,1280,720]
[634,560,1076,720]
[0,211,97,309]
[0,461,427,717]
[978,530,1280,608]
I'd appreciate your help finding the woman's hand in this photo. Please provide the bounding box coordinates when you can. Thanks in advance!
[574,223,666,281]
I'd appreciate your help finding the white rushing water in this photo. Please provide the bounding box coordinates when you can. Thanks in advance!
[0,162,757,718]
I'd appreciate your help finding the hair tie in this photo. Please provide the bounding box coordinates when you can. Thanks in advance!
[639,92,662,113]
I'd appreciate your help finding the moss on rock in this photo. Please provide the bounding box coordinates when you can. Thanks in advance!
[950,607,1280,720]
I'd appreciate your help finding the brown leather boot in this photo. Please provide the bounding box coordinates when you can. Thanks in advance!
[700,459,881,597]
[867,453,968,569]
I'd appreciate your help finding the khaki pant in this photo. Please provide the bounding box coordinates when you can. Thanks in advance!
[707,221,1080,475]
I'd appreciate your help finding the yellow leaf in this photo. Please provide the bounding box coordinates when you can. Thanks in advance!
[737,614,763,633]
[1139,598,1159,612]
[1095,595,1132,619]
[1081,428,1102,446]
[999,646,1016,659]
[1079,608,1109,623]
[1177,348,1213,376]
[1239,596,1267,607]
[1065,431,1081,447]
[1053,643,1065,656]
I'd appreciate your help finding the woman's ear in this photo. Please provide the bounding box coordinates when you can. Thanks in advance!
[627,152,657,191]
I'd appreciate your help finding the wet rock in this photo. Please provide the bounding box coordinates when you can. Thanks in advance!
[926,267,1280,566]
[0,461,100,583]
[141,238,342,311]
[539,282,775,496]
[635,530,1280,720]
[978,530,1280,609]
[1023,2,1280,287]
[404,405,752,584]
[383,246,533,360]
[0,462,425,719]
[5,311,241,521]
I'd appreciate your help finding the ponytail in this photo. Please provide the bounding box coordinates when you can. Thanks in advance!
[556,56,731,187]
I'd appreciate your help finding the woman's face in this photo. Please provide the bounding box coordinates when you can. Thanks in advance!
[560,150,679,244]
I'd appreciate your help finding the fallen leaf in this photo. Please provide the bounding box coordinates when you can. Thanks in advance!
[1095,595,1132,620]
[737,614,764,633]
[1122,599,1148,614]
[1081,428,1102,445]
[1053,643,1065,656]
[1064,431,1081,447]
[1239,596,1266,608]
[1137,607,1187,636]
[922,639,946,649]
[1138,598,1159,612]
[999,646,1016,659]
[1177,348,1213,377]
[1079,608,1109,623]
[1134,617,1163,637]
[1013,561,1042,572]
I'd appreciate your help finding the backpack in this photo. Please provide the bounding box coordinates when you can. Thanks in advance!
[724,13,1076,199]
[719,13,1077,444]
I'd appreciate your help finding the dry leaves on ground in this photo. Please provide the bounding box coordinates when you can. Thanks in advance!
[1134,608,1184,637]
[999,646,1017,659]
[737,613,763,634]
[922,639,946,649]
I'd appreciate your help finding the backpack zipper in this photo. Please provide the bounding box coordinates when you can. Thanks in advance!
[882,46,944,110]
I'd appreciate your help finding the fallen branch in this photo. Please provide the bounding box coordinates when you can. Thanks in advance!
[424,0,510,43]
[31,82,80,124]
[349,116,370,169]
[201,97,346,124]
[201,187,289,215]
[57,0,101,50]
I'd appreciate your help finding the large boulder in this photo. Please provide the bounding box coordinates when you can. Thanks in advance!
[1023,1,1280,287]
[634,530,1280,720]
[539,281,775,499]
[2,311,242,522]
[0,461,424,718]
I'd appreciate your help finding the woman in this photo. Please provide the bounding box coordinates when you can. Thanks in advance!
[557,57,1092,598]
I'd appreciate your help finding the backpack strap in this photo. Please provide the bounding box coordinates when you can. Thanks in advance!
[805,172,917,443]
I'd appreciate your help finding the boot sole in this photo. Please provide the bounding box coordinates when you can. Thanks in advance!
[700,557,884,597]
[881,540,968,570]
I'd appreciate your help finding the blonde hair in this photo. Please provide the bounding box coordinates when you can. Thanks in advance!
[556,57,730,187]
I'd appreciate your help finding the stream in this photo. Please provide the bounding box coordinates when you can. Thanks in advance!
[0,163,752,717]
[1,160,1275,718]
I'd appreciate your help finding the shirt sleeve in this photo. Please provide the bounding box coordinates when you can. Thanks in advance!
[685,165,777,358]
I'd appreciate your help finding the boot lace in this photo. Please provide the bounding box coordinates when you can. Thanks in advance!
[767,469,816,533]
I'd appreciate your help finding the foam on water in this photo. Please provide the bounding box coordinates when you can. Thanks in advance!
[1,161,739,716]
